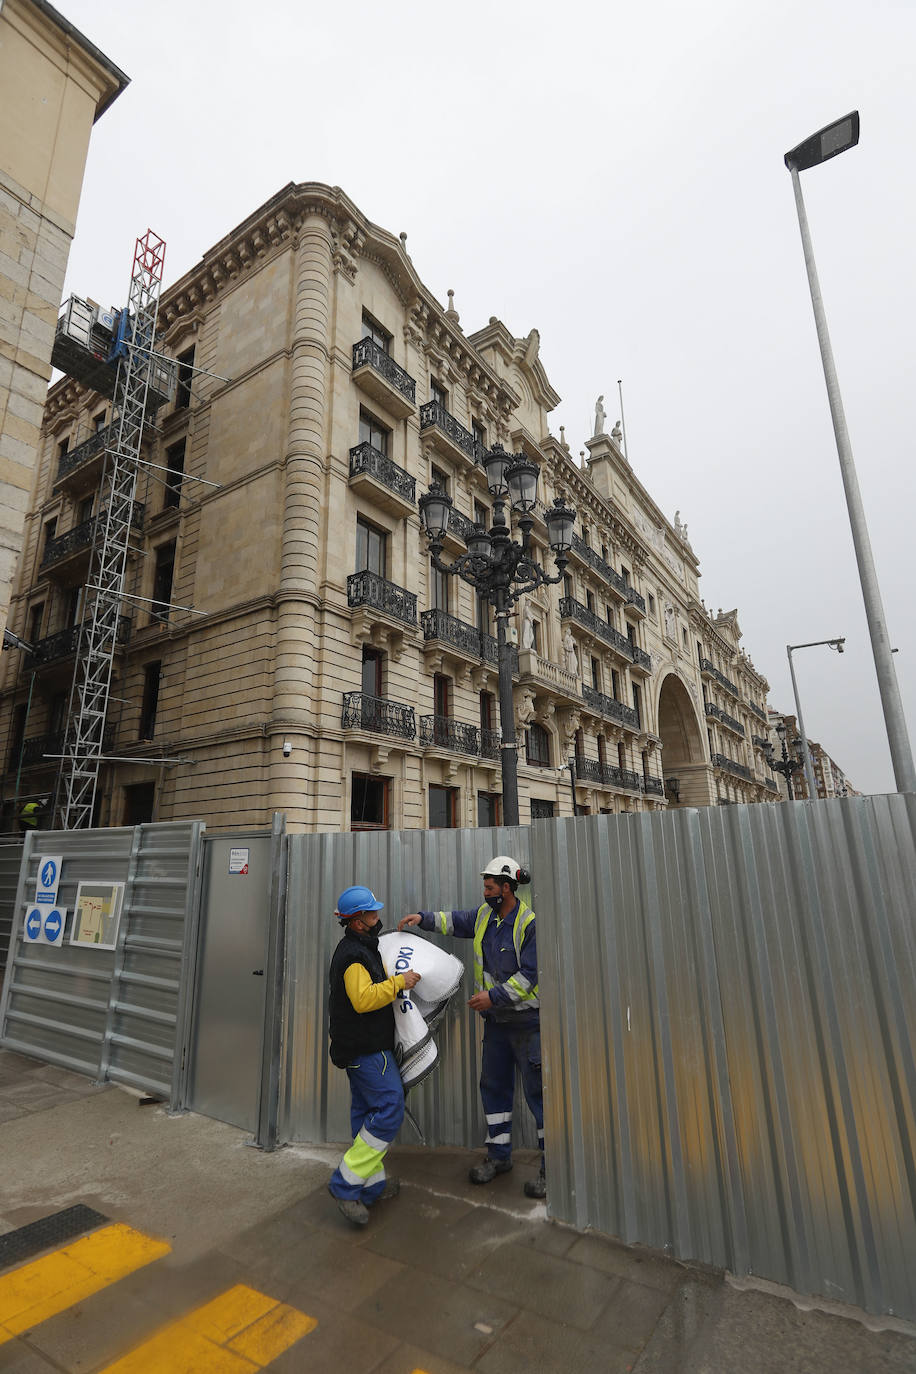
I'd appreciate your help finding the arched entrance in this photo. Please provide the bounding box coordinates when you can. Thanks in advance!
[657,673,713,807]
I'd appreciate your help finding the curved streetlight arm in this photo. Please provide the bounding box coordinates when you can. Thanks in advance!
[787,637,845,800]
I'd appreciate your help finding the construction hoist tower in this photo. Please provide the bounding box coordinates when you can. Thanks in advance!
[54,231,170,829]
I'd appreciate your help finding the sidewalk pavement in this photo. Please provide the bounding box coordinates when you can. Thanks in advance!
[1,1047,914,1373]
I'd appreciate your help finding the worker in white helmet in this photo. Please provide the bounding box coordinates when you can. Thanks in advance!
[399,855,545,1199]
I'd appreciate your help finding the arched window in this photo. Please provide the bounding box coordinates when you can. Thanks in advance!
[526,722,551,768]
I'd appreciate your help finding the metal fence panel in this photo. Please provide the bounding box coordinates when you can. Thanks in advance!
[282,825,538,1152]
[0,838,24,983]
[533,796,916,1320]
[0,822,204,1104]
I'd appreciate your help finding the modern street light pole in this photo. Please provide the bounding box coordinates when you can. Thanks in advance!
[764,721,805,801]
[787,636,845,799]
[419,445,576,827]
[785,113,916,794]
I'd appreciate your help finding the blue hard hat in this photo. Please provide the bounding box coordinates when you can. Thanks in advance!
[336,884,384,917]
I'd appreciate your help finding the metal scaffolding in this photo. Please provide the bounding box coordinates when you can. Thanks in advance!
[55,232,168,829]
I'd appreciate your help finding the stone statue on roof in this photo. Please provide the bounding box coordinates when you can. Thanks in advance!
[594,395,606,436]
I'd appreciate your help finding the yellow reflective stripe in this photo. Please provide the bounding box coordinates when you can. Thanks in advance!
[506,974,536,1003]
[96,1284,316,1372]
[434,911,452,935]
[0,1224,170,1343]
[341,1132,387,1182]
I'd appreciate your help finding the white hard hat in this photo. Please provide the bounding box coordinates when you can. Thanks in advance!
[481,855,521,881]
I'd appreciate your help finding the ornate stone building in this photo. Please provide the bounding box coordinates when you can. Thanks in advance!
[0,182,776,831]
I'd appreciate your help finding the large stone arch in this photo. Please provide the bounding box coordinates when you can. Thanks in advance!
[656,672,714,807]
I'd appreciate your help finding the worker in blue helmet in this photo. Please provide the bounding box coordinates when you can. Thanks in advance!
[327,884,421,1226]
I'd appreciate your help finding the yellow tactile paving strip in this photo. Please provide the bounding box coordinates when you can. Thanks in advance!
[96,1283,317,1372]
[0,1222,170,1343]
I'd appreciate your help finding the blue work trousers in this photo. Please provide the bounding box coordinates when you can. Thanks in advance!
[480,1020,543,1163]
[329,1050,404,1204]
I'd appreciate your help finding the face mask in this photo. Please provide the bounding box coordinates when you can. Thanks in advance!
[486,894,503,912]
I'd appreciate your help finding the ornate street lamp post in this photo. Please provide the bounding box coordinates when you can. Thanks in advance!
[418,444,576,827]
[764,721,806,801]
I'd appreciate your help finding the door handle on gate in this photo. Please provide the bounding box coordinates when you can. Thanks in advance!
[252,969,264,976]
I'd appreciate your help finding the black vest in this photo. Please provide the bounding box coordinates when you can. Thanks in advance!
[328,927,396,1068]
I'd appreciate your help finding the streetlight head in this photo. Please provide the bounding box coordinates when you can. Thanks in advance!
[466,523,492,559]
[775,720,787,743]
[483,443,512,498]
[784,111,859,172]
[418,482,452,540]
[544,494,576,554]
[834,639,845,653]
[792,736,805,761]
[506,456,540,513]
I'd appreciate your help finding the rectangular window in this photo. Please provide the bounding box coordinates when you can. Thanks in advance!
[78,494,94,524]
[67,585,85,626]
[358,408,389,455]
[605,606,614,627]
[648,593,656,617]
[93,411,107,432]
[139,661,161,739]
[151,541,176,623]
[175,346,195,409]
[621,564,630,586]
[472,420,487,459]
[28,603,44,644]
[164,439,186,510]
[473,499,489,527]
[563,574,572,599]
[41,517,57,558]
[355,518,387,576]
[633,683,642,726]
[433,673,450,718]
[48,691,67,737]
[586,590,595,613]
[431,464,450,494]
[525,722,551,767]
[591,656,601,691]
[361,645,383,698]
[477,791,500,827]
[580,524,590,547]
[627,623,636,649]
[58,437,69,460]
[361,312,390,351]
[476,592,491,633]
[682,627,688,649]
[530,798,555,820]
[351,773,390,830]
[429,784,457,829]
[430,379,448,409]
[479,690,494,732]
[8,704,27,770]
[430,560,450,613]
[611,669,620,701]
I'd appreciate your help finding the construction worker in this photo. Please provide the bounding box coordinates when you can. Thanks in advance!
[18,797,44,834]
[328,884,422,1226]
[399,855,546,1199]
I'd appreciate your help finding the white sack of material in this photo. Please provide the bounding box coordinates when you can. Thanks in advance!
[378,931,464,1088]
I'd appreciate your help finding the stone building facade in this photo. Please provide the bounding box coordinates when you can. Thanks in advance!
[767,711,858,801]
[0,182,776,831]
[0,0,127,634]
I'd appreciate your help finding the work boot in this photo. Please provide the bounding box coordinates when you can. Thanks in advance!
[469,1156,513,1184]
[523,1168,547,1200]
[336,1197,370,1226]
[378,1177,400,1201]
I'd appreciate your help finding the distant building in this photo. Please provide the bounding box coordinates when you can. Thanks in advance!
[0,182,777,830]
[0,0,127,632]
[767,711,859,800]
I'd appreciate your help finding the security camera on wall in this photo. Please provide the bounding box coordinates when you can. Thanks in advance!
[282,741,292,758]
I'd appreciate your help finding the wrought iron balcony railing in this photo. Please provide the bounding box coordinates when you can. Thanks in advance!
[351,338,416,405]
[712,752,753,781]
[570,756,642,791]
[699,657,739,699]
[641,775,665,797]
[418,400,477,462]
[348,443,416,505]
[41,504,146,569]
[447,506,477,544]
[419,715,481,755]
[752,734,770,750]
[341,691,416,740]
[625,586,647,614]
[481,727,501,760]
[21,733,63,767]
[705,701,746,737]
[581,683,640,729]
[559,597,633,660]
[631,644,652,672]
[347,570,417,627]
[55,423,115,482]
[764,776,779,792]
[30,615,132,666]
[748,700,768,724]
[568,534,629,597]
[421,608,518,675]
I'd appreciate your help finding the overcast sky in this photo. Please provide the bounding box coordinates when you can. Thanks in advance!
[57,0,915,795]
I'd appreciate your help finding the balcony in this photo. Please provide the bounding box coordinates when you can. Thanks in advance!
[748,701,768,724]
[581,683,640,730]
[19,733,64,768]
[419,400,478,468]
[41,504,145,580]
[348,443,416,517]
[443,504,477,552]
[517,649,580,700]
[699,657,739,699]
[764,776,779,793]
[419,715,481,756]
[481,727,501,761]
[55,423,114,490]
[568,535,628,599]
[30,616,132,669]
[347,571,417,628]
[570,756,642,792]
[712,752,753,782]
[624,586,646,619]
[341,691,415,740]
[559,596,634,663]
[351,338,416,419]
[705,701,746,738]
[752,734,769,751]
[641,775,665,797]
[630,644,652,675]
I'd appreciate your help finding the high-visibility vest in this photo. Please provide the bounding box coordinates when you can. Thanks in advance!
[20,802,39,828]
[472,901,538,1007]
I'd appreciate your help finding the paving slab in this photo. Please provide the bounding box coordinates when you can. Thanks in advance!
[465,1239,621,1331]
[354,1267,520,1368]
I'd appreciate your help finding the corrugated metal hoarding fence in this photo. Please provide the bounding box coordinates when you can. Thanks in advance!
[0,822,204,1105]
[283,825,538,1153]
[533,796,916,1320]
[0,838,24,983]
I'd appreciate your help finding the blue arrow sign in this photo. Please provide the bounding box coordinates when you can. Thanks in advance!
[40,859,57,889]
[25,908,41,940]
[44,909,63,944]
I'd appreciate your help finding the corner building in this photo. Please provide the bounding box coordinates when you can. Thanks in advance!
[0,183,776,831]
